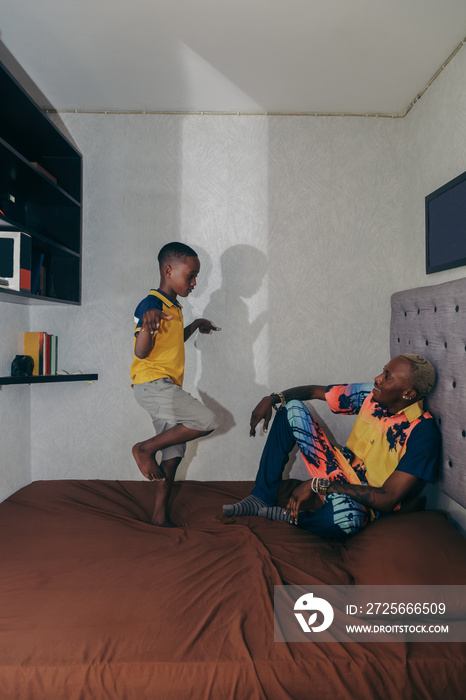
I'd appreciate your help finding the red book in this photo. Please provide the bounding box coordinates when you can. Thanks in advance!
[38,332,44,375]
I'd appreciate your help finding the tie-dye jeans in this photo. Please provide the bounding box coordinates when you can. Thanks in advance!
[251,400,370,539]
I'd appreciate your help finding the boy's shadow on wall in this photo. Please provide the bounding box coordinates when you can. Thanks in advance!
[177,244,268,479]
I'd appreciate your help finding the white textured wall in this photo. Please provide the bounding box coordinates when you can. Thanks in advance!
[1,46,466,497]
[0,303,31,499]
[27,113,402,483]
[400,46,466,289]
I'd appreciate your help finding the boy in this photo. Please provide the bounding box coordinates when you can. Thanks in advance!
[131,242,219,526]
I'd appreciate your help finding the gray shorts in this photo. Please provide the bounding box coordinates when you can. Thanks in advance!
[133,377,217,461]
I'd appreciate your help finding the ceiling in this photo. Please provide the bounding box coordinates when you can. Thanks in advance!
[1,0,466,115]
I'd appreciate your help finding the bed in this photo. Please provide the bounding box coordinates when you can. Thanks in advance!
[1,278,466,700]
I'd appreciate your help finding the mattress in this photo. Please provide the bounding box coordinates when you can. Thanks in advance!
[0,479,465,699]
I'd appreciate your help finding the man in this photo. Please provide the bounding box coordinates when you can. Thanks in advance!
[223,354,440,539]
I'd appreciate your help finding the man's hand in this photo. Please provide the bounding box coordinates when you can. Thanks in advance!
[142,308,174,334]
[328,471,421,512]
[250,396,276,437]
[285,481,314,523]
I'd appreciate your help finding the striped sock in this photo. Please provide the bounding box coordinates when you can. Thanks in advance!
[258,506,293,524]
[222,495,267,517]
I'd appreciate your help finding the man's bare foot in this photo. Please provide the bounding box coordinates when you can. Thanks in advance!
[132,443,167,481]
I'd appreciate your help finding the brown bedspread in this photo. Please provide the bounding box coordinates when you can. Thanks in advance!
[0,479,465,699]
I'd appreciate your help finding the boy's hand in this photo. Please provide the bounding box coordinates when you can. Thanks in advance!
[197,319,221,335]
[249,395,275,436]
[142,308,174,334]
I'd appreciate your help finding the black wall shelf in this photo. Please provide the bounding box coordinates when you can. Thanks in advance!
[0,374,98,386]
[0,288,80,306]
[0,60,83,305]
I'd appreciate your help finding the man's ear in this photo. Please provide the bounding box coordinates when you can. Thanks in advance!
[164,264,173,278]
[403,388,418,401]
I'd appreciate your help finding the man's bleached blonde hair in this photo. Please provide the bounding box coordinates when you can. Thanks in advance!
[401,353,436,397]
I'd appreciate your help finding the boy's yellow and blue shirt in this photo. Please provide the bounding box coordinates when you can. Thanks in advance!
[325,383,440,489]
[130,289,184,387]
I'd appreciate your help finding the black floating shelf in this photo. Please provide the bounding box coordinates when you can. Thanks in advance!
[0,374,98,385]
[0,287,80,306]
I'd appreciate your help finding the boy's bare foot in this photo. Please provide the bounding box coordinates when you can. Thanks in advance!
[152,519,180,528]
[151,509,186,527]
[132,443,167,481]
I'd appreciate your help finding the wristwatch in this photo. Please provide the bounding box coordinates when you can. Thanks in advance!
[317,478,330,495]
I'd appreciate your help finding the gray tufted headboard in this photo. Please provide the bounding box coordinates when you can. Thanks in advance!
[390,277,466,510]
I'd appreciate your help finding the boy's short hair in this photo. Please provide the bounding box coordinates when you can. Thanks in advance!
[158,242,198,267]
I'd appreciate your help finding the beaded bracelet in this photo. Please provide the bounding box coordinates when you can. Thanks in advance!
[271,391,286,411]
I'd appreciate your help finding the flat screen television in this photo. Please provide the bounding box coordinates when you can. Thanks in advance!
[425,169,466,274]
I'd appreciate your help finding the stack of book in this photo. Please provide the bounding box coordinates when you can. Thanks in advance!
[23,332,58,376]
